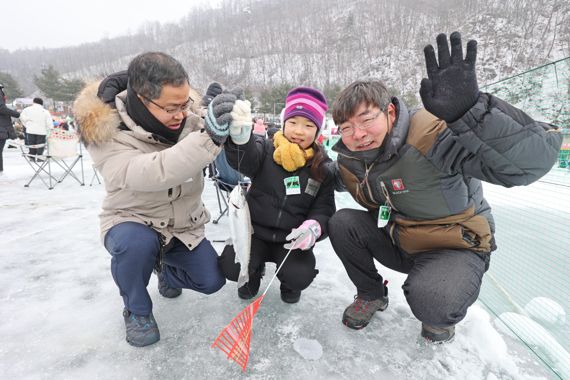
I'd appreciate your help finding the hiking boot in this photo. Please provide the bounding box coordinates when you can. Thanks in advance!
[421,323,455,344]
[280,284,301,304]
[342,294,389,330]
[123,309,160,347]
[238,265,265,300]
[157,267,182,298]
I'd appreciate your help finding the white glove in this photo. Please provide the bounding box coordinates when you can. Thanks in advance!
[284,220,321,251]
[229,99,252,145]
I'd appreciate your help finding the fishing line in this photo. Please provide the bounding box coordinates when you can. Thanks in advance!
[261,244,295,297]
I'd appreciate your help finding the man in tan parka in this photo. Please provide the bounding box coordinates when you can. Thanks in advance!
[73,52,237,347]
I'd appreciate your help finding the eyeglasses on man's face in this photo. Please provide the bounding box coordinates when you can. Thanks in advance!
[140,94,194,115]
[339,110,384,137]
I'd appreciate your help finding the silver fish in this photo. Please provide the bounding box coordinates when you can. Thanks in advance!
[228,184,252,288]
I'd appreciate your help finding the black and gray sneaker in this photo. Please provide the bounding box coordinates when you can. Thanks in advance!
[342,292,389,330]
[421,324,455,344]
[238,265,265,300]
[123,309,160,347]
[157,266,182,298]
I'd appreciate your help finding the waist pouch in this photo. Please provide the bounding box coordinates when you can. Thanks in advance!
[389,206,493,254]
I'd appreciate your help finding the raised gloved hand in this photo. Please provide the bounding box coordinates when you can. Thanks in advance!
[284,220,321,251]
[201,82,223,107]
[204,89,240,145]
[419,32,479,123]
[230,99,253,145]
[97,70,128,107]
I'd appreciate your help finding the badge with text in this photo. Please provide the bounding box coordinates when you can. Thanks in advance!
[284,176,301,195]
[377,205,391,228]
[305,178,321,197]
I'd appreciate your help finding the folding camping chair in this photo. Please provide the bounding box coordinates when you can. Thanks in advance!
[90,165,101,186]
[19,129,85,189]
[211,150,248,224]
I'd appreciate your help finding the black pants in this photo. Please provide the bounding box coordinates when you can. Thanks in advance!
[328,208,489,328]
[0,138,5,171]
[27,134,46,156]
[218,234,318,291]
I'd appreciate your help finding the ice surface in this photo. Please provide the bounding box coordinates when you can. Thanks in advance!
[496,313,570,378]
[0,148,552,379]
[525,297,566,326]
[293,338,323,360]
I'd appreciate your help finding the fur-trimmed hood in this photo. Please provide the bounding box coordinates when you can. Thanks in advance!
[73,82,121,146]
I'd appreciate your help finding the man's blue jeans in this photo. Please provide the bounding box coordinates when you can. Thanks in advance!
[104,222,225,315]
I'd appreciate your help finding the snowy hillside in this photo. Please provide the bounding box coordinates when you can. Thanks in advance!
[1,0,568,96]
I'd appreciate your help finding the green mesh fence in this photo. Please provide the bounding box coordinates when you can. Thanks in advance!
[480,57,570,379]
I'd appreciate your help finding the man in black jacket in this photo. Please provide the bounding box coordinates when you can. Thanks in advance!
[0,84,21,174]
[327,32,562,343]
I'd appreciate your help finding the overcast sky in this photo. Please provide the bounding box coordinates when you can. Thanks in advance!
[1,0,219,51]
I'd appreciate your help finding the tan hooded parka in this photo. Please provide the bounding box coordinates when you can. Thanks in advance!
[73,82,221,250]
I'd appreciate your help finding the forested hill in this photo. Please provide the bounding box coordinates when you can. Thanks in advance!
[1,0,568,100]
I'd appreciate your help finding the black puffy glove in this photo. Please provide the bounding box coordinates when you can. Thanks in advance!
[204,90,241,145]
[97,70,128,107]
[201,82,223,107]
[419,32,479,123]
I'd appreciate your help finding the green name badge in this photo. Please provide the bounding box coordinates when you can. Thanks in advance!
[284,176,301,195]
[377,205,391,228]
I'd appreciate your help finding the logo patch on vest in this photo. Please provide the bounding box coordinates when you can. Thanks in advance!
[391,179,405,191]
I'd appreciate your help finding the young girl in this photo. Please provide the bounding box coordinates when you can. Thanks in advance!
[218,87,336,304]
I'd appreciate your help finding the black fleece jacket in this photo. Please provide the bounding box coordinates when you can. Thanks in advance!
[225,134,336,243]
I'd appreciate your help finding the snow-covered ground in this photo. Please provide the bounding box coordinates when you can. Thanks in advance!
[0,146,554,379]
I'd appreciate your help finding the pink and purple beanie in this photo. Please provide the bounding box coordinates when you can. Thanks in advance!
[283,87,328,130]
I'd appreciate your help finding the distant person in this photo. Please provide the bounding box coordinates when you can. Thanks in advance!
[52,118,70,131]
[326,32,562,343]
[65,115,77,131]
[266,122,279,141]
[73,52,243,347]
[19,98,53,157]
[252,118,266,137]
[0,83,20,174]
[218,86,336,304]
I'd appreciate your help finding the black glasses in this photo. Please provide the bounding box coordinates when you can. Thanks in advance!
[140,94,194,114]
[338,110,384,137]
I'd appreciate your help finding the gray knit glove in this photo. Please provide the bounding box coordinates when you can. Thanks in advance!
[201,82,223,107]
[204,88,245,145]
